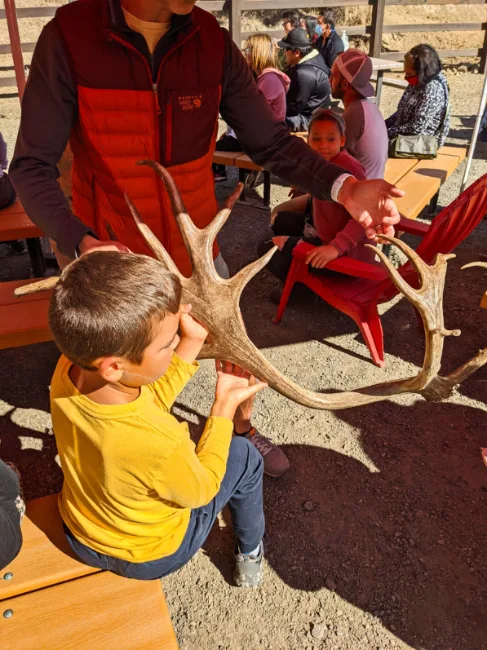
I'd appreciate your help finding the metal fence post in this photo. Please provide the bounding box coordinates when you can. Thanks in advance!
[369,0,386,59]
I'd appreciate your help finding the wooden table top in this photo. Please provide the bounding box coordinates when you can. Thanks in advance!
[370,57,404,71]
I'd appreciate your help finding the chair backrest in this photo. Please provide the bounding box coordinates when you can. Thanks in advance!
[379,173,487,303]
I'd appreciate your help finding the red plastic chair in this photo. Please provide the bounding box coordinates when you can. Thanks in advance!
[273,173,487,367]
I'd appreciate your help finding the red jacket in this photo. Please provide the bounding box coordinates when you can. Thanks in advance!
[55,0,223,275]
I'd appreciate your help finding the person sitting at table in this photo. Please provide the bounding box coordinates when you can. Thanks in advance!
[385,44,450,147]
[300,15,320,44]
[314,12,344,74]
[281,10,301,35]
[213,34,290,182]
[278,28,331,133]
[330,50,388,179]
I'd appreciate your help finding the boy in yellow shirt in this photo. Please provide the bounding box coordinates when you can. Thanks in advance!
[49,251,267,587]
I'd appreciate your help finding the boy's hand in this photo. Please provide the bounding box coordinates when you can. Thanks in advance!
[305,244,339,269]
[179,304,208,342]
[211,361,267,421]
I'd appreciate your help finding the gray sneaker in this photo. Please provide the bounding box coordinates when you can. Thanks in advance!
[241,427,290,478]
[234,542,264,588]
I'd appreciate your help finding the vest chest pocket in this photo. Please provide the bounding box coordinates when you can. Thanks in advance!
[163,85,221,166]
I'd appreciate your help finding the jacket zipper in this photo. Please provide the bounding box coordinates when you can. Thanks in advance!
[109,27,200,249]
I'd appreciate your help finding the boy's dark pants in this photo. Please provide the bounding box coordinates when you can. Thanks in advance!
[64,437,264,580]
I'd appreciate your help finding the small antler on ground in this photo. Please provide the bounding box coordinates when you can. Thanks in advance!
[14,163,487,409]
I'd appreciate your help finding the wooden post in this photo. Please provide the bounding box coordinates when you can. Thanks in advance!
[369,0,386,60]
[229,0,242,49]
[4,0,26,102]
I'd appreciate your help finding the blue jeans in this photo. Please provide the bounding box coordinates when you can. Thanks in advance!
[64,436,264,580]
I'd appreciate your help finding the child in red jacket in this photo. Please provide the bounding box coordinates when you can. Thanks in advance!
[263,109,377,282]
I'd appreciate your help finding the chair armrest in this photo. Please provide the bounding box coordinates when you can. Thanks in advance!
[398,217,429,236]
[292,241,388,281]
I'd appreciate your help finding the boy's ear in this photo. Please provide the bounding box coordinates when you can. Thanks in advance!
[93,356,125,383]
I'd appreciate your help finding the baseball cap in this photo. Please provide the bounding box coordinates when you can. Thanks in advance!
[334,49,375,98]
[277,28,310,50]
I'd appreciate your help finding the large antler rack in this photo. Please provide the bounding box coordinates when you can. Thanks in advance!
[15,161,487,409]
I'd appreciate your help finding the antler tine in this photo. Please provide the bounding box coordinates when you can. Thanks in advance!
[377,235,431,287]
[124,193,182,278]
[229,246,278,298]
[14,276,60,296]
[137,160,186,216]
[366,242,425,305]
[203,183,243,244]
[462,261,487,270]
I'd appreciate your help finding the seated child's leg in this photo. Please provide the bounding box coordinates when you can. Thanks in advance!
[63,437,264,582]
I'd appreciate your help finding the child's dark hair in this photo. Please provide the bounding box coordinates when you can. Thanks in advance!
[49,251,182,370]
[308,108,346,137]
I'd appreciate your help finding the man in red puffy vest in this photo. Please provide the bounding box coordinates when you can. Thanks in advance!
[10,0,402,477]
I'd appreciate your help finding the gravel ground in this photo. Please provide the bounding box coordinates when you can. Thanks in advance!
[1,68,486,650]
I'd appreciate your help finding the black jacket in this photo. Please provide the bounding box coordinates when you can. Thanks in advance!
[286,52,331,132]
[315,31,344,73]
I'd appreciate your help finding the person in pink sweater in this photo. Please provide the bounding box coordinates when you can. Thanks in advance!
[260,109,377,283]
[214,34,290,182]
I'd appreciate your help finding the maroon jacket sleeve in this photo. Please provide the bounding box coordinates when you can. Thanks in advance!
[9,22,92,258]
[219,30,345,201]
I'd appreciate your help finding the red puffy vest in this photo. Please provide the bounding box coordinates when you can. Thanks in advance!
[54,0,224,276]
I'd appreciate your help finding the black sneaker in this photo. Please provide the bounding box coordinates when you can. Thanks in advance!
[7,240,27,255]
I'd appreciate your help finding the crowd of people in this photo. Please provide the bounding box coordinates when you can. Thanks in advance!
[1,0,452,593]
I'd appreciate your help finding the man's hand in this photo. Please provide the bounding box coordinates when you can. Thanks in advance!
[179,304,208,343]
[305,244,339,269]
[211,361,267,421]
[337,177,405,239]
[78,234,130,256]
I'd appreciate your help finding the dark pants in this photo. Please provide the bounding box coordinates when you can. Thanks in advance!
[259,210,329,283]
[64,437,265,581]
[213,134,243,175]
[0,460,23,571]
[0,172,16,210]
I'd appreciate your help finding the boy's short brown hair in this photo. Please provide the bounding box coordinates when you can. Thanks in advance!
[49,251,182,369]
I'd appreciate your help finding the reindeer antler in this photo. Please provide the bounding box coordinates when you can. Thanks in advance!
[15,163,487,409]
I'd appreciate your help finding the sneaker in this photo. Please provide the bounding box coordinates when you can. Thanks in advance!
[7,239,27,255]
[214,171,227,183]
[239,427,290,478]
[234,541,264,588]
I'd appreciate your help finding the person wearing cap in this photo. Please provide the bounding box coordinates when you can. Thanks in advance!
[314,12,344,73]
[278,28,331,132]
[259,108,378,284]
[0,460,24,570]
[331,49,388,179]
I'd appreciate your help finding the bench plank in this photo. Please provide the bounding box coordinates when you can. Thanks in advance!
[0,570,179,649]
[0,280,52,351]
[0,494,98,601]
[0,201,43,241]
[393,154,460,219]
[384,158,418,185]
[212,150,240,166]
[437,145,467,163]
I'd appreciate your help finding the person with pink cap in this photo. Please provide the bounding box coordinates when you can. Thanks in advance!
[331,49,388,179]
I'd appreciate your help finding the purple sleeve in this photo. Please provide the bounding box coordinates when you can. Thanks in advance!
[0,132,7,172]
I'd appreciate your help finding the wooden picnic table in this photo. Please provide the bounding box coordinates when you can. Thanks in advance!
[370,57,404,106]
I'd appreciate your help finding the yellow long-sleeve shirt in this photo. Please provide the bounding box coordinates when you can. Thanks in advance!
[50,353,233,563]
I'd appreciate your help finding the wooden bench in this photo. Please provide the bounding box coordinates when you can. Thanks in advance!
[0,493,179,649]
[0,201,47,277]
[0,279,52,350]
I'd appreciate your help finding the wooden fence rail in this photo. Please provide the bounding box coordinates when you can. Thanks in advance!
[2,0,487,95]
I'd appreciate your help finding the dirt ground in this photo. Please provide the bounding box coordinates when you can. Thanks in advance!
[1,6,487,650]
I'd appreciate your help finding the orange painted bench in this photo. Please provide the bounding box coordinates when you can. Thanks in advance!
[0,200,46,276]
[0,279,52,350]
[0,493,179,649]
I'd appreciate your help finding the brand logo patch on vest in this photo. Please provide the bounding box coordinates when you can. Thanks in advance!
[178,95,203,111]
